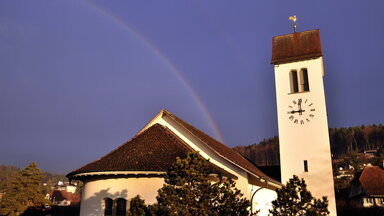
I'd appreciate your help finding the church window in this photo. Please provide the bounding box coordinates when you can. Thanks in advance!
[116,198,127,216]
[377,198,384,205]
[300,68,310,92]
[304,160,308,172]
[365,197,374,204]
[289,70,299,93]
[103,198,113,216]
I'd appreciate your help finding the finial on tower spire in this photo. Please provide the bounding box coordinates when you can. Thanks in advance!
[289,15,297,33]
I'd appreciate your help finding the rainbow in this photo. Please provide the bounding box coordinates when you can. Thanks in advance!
[82,0,225,143]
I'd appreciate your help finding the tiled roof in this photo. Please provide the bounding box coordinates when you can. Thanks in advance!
[162,110,281,185]
[359,166,384,196]
[67,124,191,177]
[67,123,236,179]
[271,29,322,64]
[49,190,80,203]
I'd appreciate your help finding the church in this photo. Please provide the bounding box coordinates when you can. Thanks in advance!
[67,29,337,216]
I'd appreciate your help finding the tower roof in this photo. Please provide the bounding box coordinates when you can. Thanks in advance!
[271,29,322,64]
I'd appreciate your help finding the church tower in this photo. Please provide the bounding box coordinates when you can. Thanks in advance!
[272,29,337,215]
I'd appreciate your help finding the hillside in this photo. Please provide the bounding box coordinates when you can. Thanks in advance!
[233,136,280,166]
[233,124,384,166]
[0,164,67,193]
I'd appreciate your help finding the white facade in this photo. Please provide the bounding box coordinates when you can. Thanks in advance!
[79,178,276,216]
[274,57,337,215]
[80,177,164,216]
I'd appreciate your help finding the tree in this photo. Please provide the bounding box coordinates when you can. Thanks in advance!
[0,162,46,216]
[150,152,251,216]
[127,195,158,216]
[270,175,329,216]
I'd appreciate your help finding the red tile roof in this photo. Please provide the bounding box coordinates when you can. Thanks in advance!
[162,110,280,185]
[359,166,384,196]
[271,29,322,64]
[49,190,80,203]
[67,124,192,176]
[67,123,236,180]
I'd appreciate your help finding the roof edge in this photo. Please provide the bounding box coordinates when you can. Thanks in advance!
[137,109,167,135]
[68,171,165,179]
[271,55,322,65]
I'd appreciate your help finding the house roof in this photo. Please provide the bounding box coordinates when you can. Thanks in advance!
[271,29,322,64]
[359,166,384,196]
[67,123,236,179]
[161,110,280,185]
[49,190,80,203]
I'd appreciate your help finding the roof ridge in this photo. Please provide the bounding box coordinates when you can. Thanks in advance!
[162,109,222,144]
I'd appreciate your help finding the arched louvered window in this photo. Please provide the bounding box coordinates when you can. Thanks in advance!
[300,68,310,92]
[116,198,127,216]
[289,70,299,93]
[103,198,113,216]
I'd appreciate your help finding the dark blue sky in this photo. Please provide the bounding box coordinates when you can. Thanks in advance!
[1,0,384,174]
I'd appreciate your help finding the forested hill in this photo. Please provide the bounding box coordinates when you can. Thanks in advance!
[233,136,280,166]
[233,124,384,166]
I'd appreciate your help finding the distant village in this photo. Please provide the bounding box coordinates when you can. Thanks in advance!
[44,181,80,207]
[332,149,384,209]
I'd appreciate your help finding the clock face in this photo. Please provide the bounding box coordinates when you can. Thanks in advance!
[287,98,316,125]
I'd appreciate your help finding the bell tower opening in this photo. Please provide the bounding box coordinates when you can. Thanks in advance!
[289,70,299,93]
[300,68,310,92]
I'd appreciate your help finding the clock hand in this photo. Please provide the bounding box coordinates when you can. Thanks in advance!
[298,99,302,114]
[287,110,299,114]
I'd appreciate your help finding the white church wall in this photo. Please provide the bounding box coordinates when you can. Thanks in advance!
[79,177,164,216]
[249,185,277,216]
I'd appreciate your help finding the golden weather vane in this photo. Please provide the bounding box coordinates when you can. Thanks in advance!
[289,15,297,33]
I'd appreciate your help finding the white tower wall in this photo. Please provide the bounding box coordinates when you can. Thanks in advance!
[274,56,337,215]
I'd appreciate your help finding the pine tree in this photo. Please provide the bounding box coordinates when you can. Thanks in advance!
[127,195,149,216]
[151,152,251,216]
[269,175,329,216]
[0,162,46,216]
